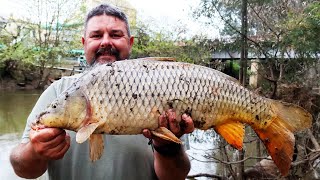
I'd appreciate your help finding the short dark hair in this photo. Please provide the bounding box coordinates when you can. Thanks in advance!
[84,4,131,37]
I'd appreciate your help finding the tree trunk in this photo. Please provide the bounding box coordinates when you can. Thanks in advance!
[238,0,248,179]
[239,0,248,86]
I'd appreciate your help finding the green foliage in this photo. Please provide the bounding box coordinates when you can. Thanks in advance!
[131,22,212,65]
[284,2,320,57]
[0,17,31,67]
[0,0,83,72]
[0,42,32,68]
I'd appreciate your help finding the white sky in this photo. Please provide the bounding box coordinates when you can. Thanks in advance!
[0,0,221,39]
[0,0,24,18]
[129,0,221,39]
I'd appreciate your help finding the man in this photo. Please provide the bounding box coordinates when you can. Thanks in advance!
[10,4,195,180]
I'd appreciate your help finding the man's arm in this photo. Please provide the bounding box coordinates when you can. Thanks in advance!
[10,142,48,179]
[10,128,70,178]
[143,110,195,180]
[153,144,191,180]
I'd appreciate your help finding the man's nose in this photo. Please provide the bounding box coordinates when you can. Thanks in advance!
[100,34,112,48]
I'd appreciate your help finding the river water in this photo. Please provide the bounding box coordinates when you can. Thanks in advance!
[0,90,219,180]
[0,90,44,180]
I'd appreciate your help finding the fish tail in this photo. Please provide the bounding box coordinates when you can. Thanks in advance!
[254,100,312,176]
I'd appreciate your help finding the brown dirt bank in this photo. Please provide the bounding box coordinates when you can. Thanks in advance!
[0,60,73,90]
[0,77,44,90]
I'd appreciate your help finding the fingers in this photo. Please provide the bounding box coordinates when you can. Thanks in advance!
[30,128,65,142]
[30,128,70,160]
[142,129,152,139]
[158,113,168,128]
[167,109,181,135]
[46,134,70,160]
[159,109,194,136]
[147,109,195,138]
[181,114,195,134]
[159,109,184,135]
[46,131,68,149]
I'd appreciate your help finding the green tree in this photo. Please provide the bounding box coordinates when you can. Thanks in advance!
[0,0,84,88]
[0,16,36,82]
[289,2,320,56]
[24,0,82,78]
[131,21,212,64]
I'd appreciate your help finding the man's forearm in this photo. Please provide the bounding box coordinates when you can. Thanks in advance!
[154,147,191,180]
[10,143,48,179]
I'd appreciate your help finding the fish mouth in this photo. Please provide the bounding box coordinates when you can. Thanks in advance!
[32,111,49,128]
[31,122,47,131]
[31,113,48,131]
[37,111,49,121]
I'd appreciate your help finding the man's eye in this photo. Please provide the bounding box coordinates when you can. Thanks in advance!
[111,34,122,38]
[91,34,101,38]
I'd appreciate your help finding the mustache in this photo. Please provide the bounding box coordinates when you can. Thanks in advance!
[89,47,121,66]
[96,47,119,57]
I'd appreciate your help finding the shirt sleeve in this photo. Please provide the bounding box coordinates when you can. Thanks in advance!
[20,82,59,143]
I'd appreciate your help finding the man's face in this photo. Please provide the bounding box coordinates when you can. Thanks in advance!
[82,15,134,64]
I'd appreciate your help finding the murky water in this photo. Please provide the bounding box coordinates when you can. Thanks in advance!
[0,90,43,180]
[0,90,41,134]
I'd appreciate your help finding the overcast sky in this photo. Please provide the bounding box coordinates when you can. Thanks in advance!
[0,0,221,39]
[129,0,221,38]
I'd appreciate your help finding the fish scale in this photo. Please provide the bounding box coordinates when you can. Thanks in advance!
[36,58,312,176]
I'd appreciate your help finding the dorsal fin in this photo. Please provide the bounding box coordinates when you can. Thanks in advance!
[140,57,176,62]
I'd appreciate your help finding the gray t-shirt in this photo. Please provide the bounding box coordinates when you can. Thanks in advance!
[21,74,157,180]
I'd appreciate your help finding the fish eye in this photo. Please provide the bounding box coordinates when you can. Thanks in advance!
[52,104,56,108]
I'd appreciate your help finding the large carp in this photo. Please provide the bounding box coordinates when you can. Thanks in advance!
[34,57,312,176]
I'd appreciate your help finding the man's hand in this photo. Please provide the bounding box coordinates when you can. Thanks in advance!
[10,128,70,178]
[142,109,194,180]
[29,128,70,160]
[142,109,195,146]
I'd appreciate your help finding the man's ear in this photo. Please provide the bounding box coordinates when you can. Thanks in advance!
[129,36,134,47]
[82,37,85,45]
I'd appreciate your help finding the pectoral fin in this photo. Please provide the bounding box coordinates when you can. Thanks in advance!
[214,121,245,150]
[151,127,182,144]
[76,123,99,143]
[89,134,104,162]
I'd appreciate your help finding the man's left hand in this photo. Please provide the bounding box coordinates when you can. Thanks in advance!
[142,109,195,147]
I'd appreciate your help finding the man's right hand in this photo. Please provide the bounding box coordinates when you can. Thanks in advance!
[10,128,70,178]
[29,128,70,160]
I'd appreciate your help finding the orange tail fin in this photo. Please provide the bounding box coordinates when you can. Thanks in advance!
[255,100,312,176]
